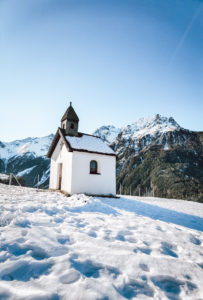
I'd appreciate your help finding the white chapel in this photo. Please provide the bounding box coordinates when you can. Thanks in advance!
[47,103,116,196]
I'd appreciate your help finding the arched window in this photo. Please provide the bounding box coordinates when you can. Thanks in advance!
[90,160,97,174]
[70,123,74,129]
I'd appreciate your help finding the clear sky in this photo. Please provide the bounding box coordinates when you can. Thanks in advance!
[0,0,203,141]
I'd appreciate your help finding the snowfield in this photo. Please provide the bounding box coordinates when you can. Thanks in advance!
[0,184,203,300]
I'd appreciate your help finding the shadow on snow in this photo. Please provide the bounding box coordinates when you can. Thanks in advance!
[98,197,203,232]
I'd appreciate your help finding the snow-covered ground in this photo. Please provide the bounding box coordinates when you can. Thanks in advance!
[122,196,203,218]
[0,174,9,181]
[0,184,203,300]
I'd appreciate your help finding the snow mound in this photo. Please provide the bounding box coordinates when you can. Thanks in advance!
[0,184,203,299]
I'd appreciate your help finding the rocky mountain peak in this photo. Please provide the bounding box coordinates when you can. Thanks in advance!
[125,114,181,135]
[93,125,121,144]
[94,114,181,146]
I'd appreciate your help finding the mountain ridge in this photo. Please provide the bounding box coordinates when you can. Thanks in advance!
[0,114,202,201]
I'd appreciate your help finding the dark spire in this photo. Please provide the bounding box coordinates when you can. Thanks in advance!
[61,103,79,122]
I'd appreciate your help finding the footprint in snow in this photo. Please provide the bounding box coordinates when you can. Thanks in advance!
[151,276,183,299]
[126,237,137,243]
[77,222,86,228]
[21,229,28,236]
[116,234,125,242]
[156,226,164,232]
[53,217,64,224]
[16,237,26,243]
[134,248,152,255]
[88,231,97,238]
[160,242,178,258]
[31,247,49,260]
[49,245,69,257]
[70,259,103,278]
[0,253,8,263]
[189,234,201,245]
[116,278,154,298]
[197,262,203,269]
[60,270,80,284]
[44,208,57,216]
[1,261,53,282]
[151,275,197,299]
[139,263,149,272]
[70,259,120,279]
[14,218,31,228]
[1,242,49,260]
[103,230,112,241]
[57,235,74,245]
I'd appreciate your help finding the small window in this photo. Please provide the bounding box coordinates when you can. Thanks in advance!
[90,160,97,174]
[70,123,74,129]
[63,124,65,129]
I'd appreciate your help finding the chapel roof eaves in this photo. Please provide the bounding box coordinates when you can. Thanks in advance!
[47,128,73,158]
[47,128,117,158]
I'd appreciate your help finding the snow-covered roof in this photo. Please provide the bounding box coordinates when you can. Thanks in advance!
[66,134,115,155]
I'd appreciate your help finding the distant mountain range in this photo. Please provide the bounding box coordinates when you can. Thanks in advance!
[0,135,53,188]
[0,114,202,202]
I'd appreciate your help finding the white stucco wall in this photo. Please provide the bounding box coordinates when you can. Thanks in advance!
[49,137,73,193]
[71,151,116,196]
[49,139,116,195]
[60,146,72,193]
[49,141,61,190]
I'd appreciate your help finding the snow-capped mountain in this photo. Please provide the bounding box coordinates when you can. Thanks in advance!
[94,113,199,157]
[0,134,54,188]
[0,114,202,201]
[0,135,54,159]
[94,114,182,150]
[94,114,203,202]
[93,125,121,144]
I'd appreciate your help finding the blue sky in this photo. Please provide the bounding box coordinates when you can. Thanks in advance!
[0,0,202,141]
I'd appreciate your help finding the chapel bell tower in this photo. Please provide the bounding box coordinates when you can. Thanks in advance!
[61,102,79,136]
